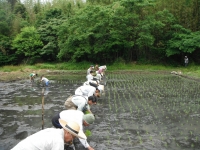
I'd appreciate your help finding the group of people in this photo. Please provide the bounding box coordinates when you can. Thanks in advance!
[11,65,107,150]
[29,73,49,86]
[87,65,107,80]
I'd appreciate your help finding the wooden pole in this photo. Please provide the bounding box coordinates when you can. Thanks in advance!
[42,88,44,129]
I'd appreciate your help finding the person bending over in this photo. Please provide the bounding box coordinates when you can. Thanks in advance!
[29,73,38,82]
[40,75,49,86]
[64,95,97,114]
[11,120,86,150]
[52,110,95,150]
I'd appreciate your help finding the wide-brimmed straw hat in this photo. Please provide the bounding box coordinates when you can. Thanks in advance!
[59,119,86,139]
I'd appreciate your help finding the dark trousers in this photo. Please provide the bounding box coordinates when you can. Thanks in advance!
[52,113,62,128]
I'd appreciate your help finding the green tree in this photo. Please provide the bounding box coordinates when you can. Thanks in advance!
[166,25,200,57]
[135,9,176,63]
[37,18,64,61]
[12,26,43,64]
[0,35,17,65]
[155,0,200,31]
[0,2,18,65]
[0,3,13,36]
[58,2,139,63]
[14,2,27,19]
[36,8,64,62]
[57,5,111,62]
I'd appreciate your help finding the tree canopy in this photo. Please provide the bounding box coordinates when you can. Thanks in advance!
[0,0,200,66]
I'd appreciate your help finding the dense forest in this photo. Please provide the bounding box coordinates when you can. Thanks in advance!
[0,0,200,66]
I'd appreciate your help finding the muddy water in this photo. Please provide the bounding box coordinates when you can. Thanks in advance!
[0,72,200,150]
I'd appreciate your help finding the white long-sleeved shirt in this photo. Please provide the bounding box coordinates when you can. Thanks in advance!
[93,73,101,81]
[86,74,93,81]
[71,95,90,111]
[59,110,90,148]
[83,80,99,86]
[41,77,49,83]
[75,85,96,97]
[87,68,92,75]
[11,128,64,150]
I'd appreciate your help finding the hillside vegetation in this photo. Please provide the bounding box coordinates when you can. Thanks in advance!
[0,0,200,66]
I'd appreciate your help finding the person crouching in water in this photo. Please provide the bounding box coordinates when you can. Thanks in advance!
[40,75,49,86]
[29,73,38,83]
[75,85,102,98]
[64,95,97,114]
[11,120,86,150]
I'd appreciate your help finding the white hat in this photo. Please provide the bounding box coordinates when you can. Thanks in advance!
[97,85,104,94]
[83,114,95,124]
[59,119,86,139]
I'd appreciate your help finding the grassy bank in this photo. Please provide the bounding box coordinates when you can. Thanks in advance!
[1,62,200,81]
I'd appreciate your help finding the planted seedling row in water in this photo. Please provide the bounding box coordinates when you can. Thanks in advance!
[102,72,200,149]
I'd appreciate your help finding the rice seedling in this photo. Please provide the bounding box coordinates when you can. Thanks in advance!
[138,136,143,144]
[106,134,110,145]
[149,136,152,141]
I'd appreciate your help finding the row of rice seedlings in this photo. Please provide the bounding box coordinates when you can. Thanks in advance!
[128,93,136,115]
[107,79,117,112]
[125,96,134,114]
[123,82,130,90]
[161,81,198,140]
[123,119,136,146]
[108,73,200,149]
[130,77,171,145]
[106,130,110,146]
[117,91,126,113]
[113,91,118,113]
[107,89,113,112]
[117,131,122,146]
[134,90,155,118]
[144,82,159,128]
[111,75,142,145]
[165,80,195,132]
[105,76,114,115]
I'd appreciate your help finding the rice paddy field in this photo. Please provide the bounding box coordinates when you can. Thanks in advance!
[95,71,200,150]
[0,71,200,150]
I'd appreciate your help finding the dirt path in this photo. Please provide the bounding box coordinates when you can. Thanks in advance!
[1,69,200,82]
[0,69,48,82]
[0,69,87,82]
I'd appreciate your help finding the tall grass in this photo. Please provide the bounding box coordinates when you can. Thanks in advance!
[34,62,93,70]
[0,65,37,72]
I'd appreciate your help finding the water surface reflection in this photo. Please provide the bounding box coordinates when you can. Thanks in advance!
[0,76,85,150]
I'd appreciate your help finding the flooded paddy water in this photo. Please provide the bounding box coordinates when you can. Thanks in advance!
[0,71,200,150]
